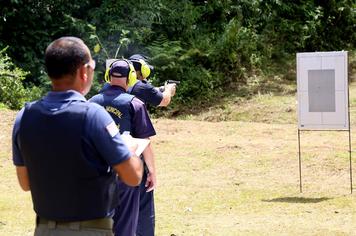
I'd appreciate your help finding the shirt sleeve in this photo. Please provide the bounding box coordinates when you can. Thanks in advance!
[88,94,102,104]
[12,108,25,166]
[130,98,156,139]
[86,104,132,166]
[135,82,163,106]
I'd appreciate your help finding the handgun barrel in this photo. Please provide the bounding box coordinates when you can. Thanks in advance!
[167,80,180,84]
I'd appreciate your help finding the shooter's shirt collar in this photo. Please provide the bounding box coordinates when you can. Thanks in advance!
[107,85,126,93]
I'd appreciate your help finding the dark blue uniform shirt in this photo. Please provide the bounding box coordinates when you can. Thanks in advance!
[90,85,156,236]
[128,80,163,107]
[90,85,156,139]
[12,90,131,173]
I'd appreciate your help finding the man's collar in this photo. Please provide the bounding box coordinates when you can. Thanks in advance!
[107,84,126,92]
[44,90,86,102]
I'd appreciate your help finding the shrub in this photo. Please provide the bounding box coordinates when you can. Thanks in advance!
[0,48,42,110]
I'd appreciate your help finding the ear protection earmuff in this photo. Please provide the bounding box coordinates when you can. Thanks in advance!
[105,59,137,87]
[131,59,151,79]
[138,59,151,79]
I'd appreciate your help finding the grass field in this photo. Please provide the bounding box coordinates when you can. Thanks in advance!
[1,83,356,235]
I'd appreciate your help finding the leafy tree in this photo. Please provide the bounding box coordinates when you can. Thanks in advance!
[0,0,93,85]
[0,47,41,109]
[0,0,355,112]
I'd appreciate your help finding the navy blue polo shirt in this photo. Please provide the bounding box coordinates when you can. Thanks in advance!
[128,80,163,107]
[130,97,156,138]
[90,85,156,139]
[12,90,131,173]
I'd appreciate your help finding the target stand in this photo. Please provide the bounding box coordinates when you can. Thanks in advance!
[296,51,352,193]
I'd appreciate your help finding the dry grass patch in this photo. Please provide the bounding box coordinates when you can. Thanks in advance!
[153,119,356,235]
[1,81,356,235]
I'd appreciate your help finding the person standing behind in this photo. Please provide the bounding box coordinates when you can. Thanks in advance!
[89,59,157,236]
[12,37,143,236]
[128,54,176,107]
[128,54,177,235]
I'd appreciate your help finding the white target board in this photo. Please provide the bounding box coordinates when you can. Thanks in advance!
[297,51,348,130]
[106,59,117,69]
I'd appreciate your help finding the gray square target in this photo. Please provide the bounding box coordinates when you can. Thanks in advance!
[308,69,335,112]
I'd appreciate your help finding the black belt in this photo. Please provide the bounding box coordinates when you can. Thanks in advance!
[37,217,113,230]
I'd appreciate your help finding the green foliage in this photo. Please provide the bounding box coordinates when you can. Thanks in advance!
[0,0,95,84]
[0,48,42,109]
[0,0,355,113]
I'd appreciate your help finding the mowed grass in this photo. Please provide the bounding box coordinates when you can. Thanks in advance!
[2,83,356,235]
[153,120,356,235]
[0,110,34,236]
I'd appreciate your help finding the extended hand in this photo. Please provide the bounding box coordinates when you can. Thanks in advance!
[165,83,176,97]
[145,172,157,192]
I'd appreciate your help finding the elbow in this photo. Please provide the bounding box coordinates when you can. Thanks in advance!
[116,158,144,187]
[125,175,142,187]
[130,163,144,186]
[16,167,30,192]
[124,169,143,187]
[20,184,30,192]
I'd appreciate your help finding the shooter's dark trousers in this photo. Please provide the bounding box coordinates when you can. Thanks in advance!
[113,181,140,236]
[136,170,155,236]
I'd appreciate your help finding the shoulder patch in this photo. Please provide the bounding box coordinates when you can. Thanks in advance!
[106,121,119,137]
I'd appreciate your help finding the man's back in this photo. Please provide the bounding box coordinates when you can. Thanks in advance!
[13,90,132,221]
[90,59,157,236]
[90,85,156,139]
[20,100,120,220]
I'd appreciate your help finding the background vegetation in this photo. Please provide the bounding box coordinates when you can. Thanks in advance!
[1,2,356,235]
[0,0,355,111]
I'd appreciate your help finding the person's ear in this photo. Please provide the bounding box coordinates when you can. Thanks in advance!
[76,65,88,95]
[78,64,88,82]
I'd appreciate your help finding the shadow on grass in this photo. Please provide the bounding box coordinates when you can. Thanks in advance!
[261,197,332,204]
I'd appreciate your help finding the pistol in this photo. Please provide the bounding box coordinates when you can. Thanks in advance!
[166,80,180,85]
[158,80,180,92]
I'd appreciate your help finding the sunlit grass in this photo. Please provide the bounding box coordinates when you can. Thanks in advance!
[2,83,356,235]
